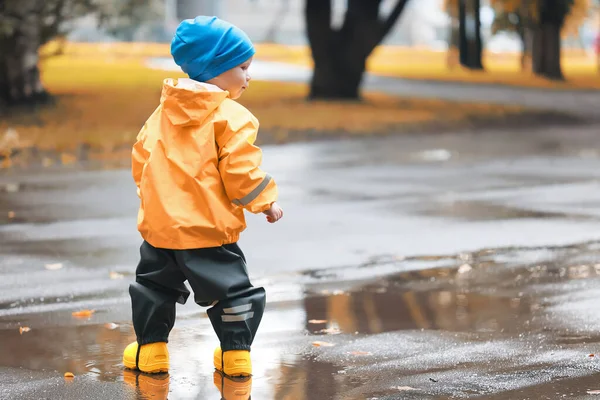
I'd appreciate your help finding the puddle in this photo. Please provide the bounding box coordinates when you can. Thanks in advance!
[303,287,532,336]
[2,242,600,399]
[419,200,594,221]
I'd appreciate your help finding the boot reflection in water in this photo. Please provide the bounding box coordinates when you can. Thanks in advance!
[123,369,170,399]
[213,370,252,400]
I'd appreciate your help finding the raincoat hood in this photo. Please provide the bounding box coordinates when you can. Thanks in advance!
[160,78,229,127]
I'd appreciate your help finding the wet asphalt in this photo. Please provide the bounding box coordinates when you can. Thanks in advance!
[2,124,600,399]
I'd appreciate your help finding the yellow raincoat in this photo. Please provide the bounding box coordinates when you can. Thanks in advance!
[132,78,278,250]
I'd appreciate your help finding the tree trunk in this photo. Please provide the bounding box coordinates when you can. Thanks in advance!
[446,18,460,70]
[264,0,291,43]
[519,27,534,73]
[305,0,409,100]
[458,0,468,66]
[470,0,483,69]
[306,0,375,100]
[458,0,483,70]
[0,1,49,109]
[310,43,366,100]
[532,0,566,80]
[532,23,564,80]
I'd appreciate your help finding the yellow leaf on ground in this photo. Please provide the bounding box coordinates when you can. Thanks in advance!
[318,327,342,335]
[60,153,77,165]
[64,372,75,378]
[395,386,421,391]
[5,183,19,192]
[19,326,31,335]
[104,322,119,330]
[312,341,335,347]
[109,271,124,280]
[308,319,328,324]
[350,351,372,356]
[72,309,95,318]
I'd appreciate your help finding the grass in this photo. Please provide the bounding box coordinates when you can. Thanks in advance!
[255,43,600,90]
[41,41,600,90]
[0,42,534,167]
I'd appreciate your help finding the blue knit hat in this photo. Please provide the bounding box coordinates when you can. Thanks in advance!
[170,16,255,82]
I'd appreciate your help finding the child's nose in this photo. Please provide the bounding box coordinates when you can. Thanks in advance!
[246,74,251,82]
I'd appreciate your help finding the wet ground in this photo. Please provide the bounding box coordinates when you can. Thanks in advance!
[2,125,600,399]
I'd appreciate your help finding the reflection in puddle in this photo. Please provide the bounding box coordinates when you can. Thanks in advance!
[123,370,170,400]
[303,285,532,336]
[213,371,252,400]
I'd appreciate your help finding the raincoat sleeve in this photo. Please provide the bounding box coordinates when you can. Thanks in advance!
[131,125,150,199]
[217,117,278,214]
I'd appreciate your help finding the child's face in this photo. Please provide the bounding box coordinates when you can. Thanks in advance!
[208,57,253,100]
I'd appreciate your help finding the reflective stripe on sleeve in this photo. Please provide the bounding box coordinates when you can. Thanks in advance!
[232,174,272,206]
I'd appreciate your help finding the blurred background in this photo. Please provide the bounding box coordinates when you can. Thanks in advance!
[2,1,600,399]
[0,0,599,163]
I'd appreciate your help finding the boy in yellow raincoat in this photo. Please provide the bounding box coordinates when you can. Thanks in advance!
[122,16,284,379]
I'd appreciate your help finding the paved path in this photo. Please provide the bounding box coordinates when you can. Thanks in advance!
[147,57,600,119]
[2,126,600,398]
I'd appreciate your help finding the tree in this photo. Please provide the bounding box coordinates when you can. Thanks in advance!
[458,0,484,69]
[0,0,160,109]
[490,1,535,71]
[264,0,291,43]
[444,0,484,69]
[491,0,591,80]
[305,0,410,100]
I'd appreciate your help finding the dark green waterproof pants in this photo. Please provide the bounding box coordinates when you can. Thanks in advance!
[129,241,266,352]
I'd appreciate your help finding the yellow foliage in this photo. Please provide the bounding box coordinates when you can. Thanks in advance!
[0,44,523,156]
[447,0,592,35]
[563,0,593,36]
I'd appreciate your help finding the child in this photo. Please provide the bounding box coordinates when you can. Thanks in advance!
[122,16,283,377]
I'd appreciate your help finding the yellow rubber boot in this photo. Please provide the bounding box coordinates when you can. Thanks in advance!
[213,346,252,377]
[213,370,252,400]
[123,341,169,374]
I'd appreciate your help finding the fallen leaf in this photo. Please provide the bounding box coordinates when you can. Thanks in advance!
[104,322,119,330]
[308,319,328,324]
[60,153,77,165]
[318,327,342,335]
[19,326,31,335]
[109,271,124,280]
[7,211,15,219]
[5,183,19,193]
[312,341,335,347]
[45,263,63,271]
[588,390,600,395]
[72,309,95,318]
[350,351,372,356]
[429,378,438,383]
[395,386,421,391]
[64,372,75,378]
[458,264,472,274]
[590,354,595,357]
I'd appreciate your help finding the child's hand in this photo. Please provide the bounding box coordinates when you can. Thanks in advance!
[263,202,284,223]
